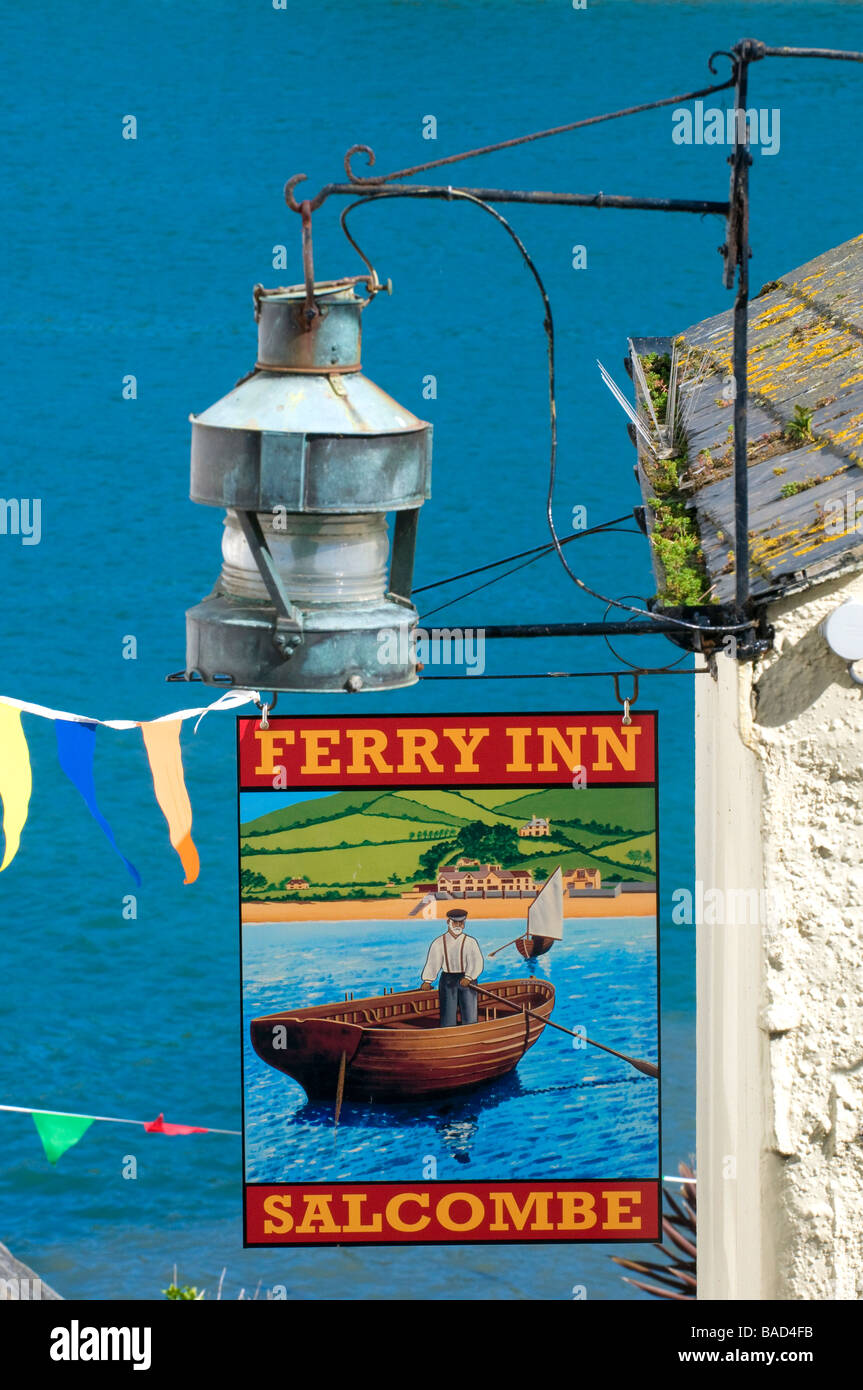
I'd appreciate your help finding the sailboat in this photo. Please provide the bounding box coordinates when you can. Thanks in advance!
[516,866,564,958]
[489,867,564,961]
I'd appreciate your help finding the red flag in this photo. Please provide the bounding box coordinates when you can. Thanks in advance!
[144,1112,207,1135]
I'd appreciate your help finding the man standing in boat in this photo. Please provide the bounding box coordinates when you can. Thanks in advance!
[420,908,484,1027]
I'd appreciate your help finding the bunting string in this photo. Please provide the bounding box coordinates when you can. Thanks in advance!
[0,1103,240,1165]
[0,688,259,880]
[0,687,258,730]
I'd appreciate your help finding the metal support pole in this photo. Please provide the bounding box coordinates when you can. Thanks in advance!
[728,47,753,613]
[288,180,729,217]
[474,620,713,638]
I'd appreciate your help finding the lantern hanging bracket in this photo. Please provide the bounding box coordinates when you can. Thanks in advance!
[233,510,304,658]
[300,200,319,329]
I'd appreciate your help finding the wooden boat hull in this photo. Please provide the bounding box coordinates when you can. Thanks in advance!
[516,935,555,959]
[250,978,554,1103]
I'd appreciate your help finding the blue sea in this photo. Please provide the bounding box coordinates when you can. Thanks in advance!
[243,919,658,1184]
[2,0,861,1300]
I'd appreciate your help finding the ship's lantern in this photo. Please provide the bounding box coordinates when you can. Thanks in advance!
[184,281,431,692]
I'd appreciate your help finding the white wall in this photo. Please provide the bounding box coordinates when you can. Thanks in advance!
[696,569,863,1300]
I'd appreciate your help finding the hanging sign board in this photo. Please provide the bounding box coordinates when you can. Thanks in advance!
[238,712,660,1246]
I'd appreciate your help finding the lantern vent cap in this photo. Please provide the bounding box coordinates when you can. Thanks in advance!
[193,369,429,437]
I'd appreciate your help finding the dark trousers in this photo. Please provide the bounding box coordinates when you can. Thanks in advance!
[439,972,478,1028]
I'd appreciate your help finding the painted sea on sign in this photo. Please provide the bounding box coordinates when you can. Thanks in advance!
[243,918,658,1184]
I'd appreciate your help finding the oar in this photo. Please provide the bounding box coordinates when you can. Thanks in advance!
[470,982,659,1079]
[489,933,528,958]
[334,1051,347,1130]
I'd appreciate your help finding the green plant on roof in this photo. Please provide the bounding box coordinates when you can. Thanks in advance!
[780,475,822,499]
[652,454,682,496]
[641,351,671,419]
[638,350,715,607]
[647,494,708,606]
[785,405,814,443]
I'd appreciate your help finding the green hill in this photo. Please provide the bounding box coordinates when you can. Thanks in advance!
[239,784,656,900]
[519,846,654,882]
[241,789,382,836]
[374,793,466,826]
[243,839,438,887]
[454,789,528,809]
[241,811,455,854]
[395,789,523,827]
[495,787,654,835]
[592,832,656,870]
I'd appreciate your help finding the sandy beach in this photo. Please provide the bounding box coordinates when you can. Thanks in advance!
[242,892,656,923]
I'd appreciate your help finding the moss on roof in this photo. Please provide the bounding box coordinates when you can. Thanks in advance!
[631,233,863,605]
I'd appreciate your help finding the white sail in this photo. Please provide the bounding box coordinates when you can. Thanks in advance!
[527,867,564,940]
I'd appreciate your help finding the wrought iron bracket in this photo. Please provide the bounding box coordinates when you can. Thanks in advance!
[276,38,863,667]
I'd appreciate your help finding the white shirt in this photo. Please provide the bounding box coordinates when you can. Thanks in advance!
[422,929,484,982]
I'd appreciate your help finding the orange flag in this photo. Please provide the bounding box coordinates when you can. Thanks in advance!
[139,719,200,884]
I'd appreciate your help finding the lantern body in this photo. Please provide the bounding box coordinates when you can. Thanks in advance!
[184,285,431,691]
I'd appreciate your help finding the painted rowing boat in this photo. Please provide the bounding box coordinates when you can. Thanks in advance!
[250,977,554,1102]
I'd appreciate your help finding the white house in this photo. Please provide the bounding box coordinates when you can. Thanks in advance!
[632,233,863,1300]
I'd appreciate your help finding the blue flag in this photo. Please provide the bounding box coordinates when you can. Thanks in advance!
[54,720,141,884]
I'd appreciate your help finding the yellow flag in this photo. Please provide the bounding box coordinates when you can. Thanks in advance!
[0,703,32,870]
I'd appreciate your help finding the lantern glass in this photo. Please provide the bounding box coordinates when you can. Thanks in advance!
[219,510,390,605]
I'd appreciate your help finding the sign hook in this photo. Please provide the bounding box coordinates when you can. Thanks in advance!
[253,692,278,730]
[612,674,639,725]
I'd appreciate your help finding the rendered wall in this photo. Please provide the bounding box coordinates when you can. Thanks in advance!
[696,569,863,1300]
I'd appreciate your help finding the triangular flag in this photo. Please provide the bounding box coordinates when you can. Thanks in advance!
[138,720,200,884]
[55,720,141,884]
[31,1112,94,1164]
[0,704,32,871]
[144,1113,207,1135]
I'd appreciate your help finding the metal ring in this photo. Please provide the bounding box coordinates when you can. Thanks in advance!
[253,361,362,375]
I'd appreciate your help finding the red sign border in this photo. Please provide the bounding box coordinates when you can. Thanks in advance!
[238,709,662,1248]
[244,1180,662,1247]
[238,710,657,788]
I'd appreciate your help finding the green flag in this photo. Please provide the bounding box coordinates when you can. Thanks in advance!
[31,1112,95,1164]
